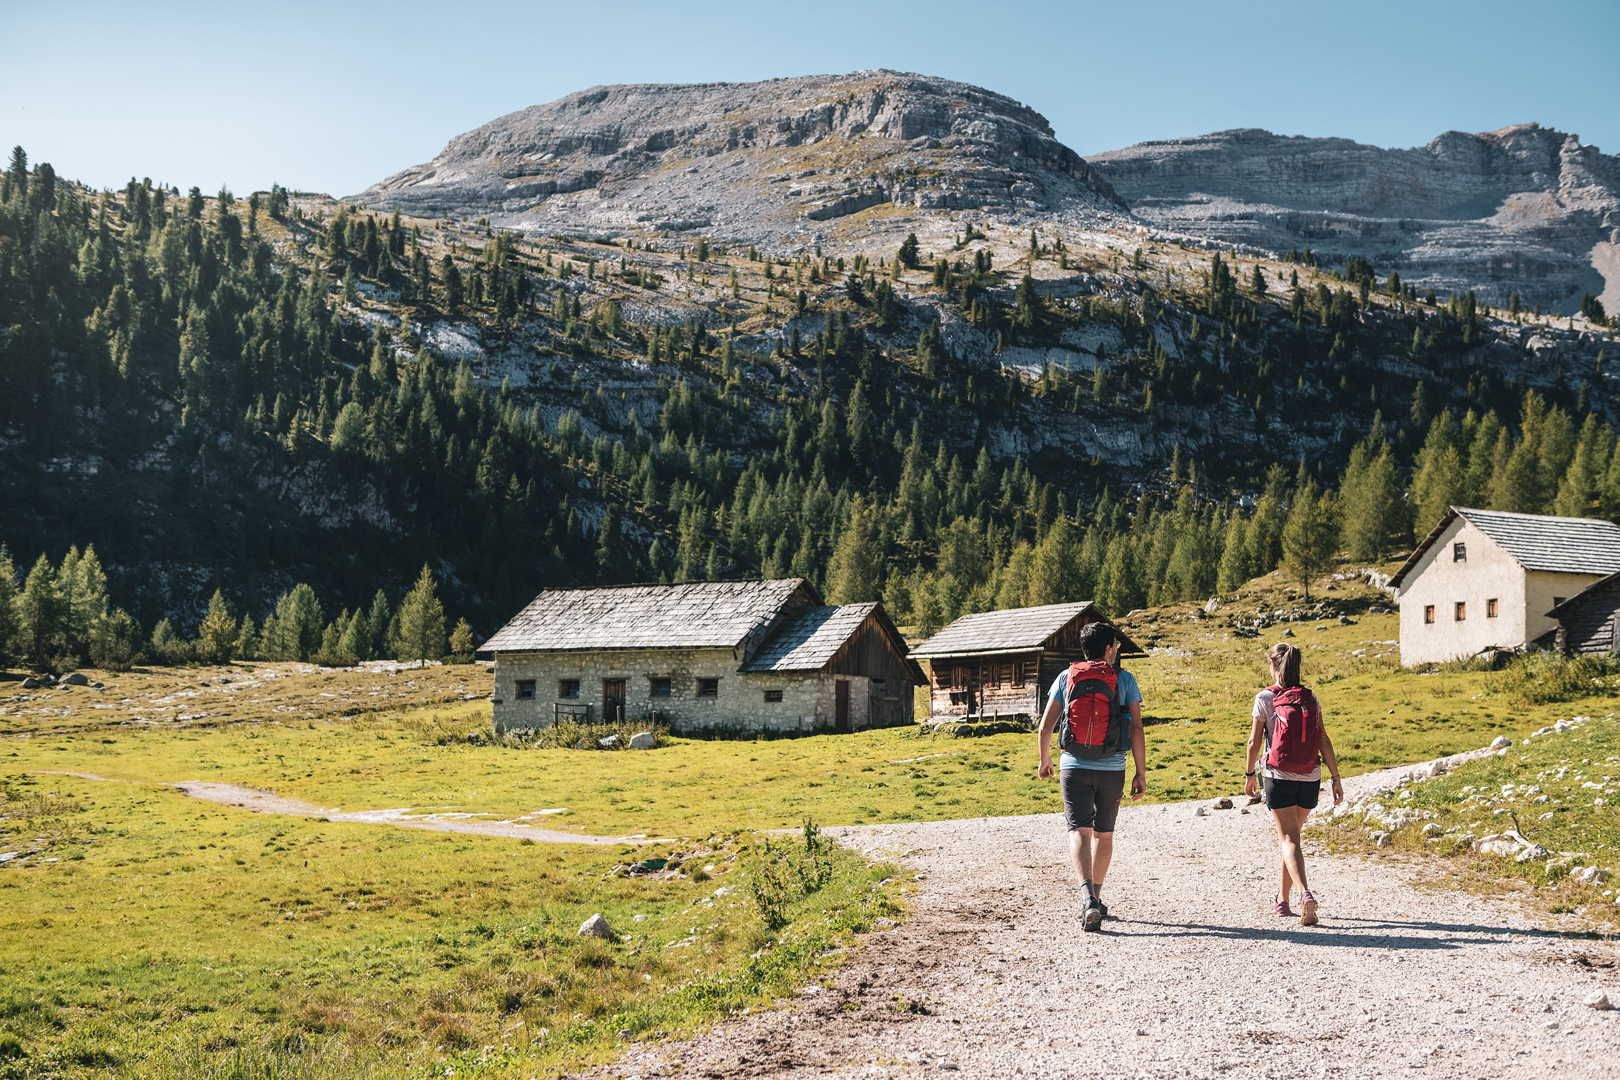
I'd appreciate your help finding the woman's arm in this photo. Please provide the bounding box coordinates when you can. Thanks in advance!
[1243,714,1265,798]
[1319,726,1345,805]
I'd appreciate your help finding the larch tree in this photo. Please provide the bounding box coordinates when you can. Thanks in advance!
[1281,479,1338,599]
[395,564,446,665]
[196,589,238,664]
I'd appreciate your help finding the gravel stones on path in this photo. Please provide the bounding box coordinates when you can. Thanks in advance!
[587,801,1618,1080]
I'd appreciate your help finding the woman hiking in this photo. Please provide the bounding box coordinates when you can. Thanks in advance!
[1243,641,1342,927]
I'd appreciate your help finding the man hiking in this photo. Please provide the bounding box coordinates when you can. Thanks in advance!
[1037,622,1146,931]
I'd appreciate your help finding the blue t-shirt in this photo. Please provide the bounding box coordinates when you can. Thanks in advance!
[1049,666,1141,772]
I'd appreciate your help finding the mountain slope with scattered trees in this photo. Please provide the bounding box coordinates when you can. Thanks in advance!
[0,143,1616,673]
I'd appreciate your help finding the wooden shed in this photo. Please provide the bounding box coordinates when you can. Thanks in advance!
[1547,571,1620,655]
[908,602,1144,722]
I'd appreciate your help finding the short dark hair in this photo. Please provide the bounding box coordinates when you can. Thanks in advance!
[1079,622,1117,661]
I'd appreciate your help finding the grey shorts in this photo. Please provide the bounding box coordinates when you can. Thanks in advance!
[1060,768,1125,833]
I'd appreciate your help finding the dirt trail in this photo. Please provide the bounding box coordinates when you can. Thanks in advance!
[584,763,1618,1080]
[36,771,653,846]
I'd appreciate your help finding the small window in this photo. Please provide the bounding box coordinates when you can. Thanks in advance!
[1453,542,1467,562]
[516,680,536,700]
[1424,605,1435,624]
[1455,601,1466,622]
[1486,598,1498,618]
[649,678,672,698]
[558,679,580,699]
[934,667,951,689]
[1553,596,1566,608]
[696,678,719,698]
[764,688,784,703]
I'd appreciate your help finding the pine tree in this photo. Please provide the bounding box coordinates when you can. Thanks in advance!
[196,589,238,663]
[18,555,63,664]
[235,614,258,661]
[826,497,881,603]
[449,618,474,658]
[1281,480,1338,599]
[1215,515,1253,594]
[395,564,446,665]
[0,546,21,668]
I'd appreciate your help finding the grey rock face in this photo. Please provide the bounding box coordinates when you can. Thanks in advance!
[62,672,89,686]
[1087,124,1620,313]
[346,70,1124,244]
[628,732,657,750]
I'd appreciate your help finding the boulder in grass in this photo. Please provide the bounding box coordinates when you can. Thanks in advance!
[62,672,89,686]
[578,913,614,939]
[598,734,622,750]
[628,732,656,750]
[19,678,39,690]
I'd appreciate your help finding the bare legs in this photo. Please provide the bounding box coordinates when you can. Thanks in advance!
[1068,828,1115,894]
[1270,804,1311,901]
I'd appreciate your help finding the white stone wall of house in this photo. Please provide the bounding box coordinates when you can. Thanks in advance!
[812,673,871,731]
[490,647,822,734]
[1397,517,1606,665]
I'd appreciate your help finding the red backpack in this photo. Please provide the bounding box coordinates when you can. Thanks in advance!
[1058,660,1127,760]
[1264,684,1322,773]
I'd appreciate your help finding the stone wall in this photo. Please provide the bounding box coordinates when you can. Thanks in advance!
[492,648,869,734]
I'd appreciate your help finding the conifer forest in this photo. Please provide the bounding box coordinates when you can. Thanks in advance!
[0,145,1616,671]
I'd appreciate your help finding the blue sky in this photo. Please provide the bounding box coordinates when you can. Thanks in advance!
[6,0,1617,197]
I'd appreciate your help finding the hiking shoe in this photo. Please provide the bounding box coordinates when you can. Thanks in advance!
[1273,896,1294,917]
[1299,891,1318,927]
[1082,894,1103,932]
[1096,898,1110,921]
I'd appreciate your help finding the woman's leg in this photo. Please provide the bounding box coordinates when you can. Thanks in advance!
[1272,805,1311,896]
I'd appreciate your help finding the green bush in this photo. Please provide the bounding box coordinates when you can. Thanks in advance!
[1488,652,1617,706]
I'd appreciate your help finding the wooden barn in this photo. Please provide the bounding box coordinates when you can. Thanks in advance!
[1547,572,1620,655]
[908,602,1143,722]
[481,578,922,736]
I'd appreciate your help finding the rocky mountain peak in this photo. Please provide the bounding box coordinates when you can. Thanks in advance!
[347,70,1124,246]
[1087,122,1620,312]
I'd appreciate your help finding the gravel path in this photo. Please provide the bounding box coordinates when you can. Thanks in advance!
[589,772,1619,1080]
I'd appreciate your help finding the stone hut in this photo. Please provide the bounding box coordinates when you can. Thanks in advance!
[481,578,921,736]
[909,602,1143,722]
[1389,507,1620,665]
[1547,572,1620,656]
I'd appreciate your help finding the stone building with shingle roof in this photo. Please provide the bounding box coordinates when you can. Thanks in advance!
[1389,507,1620,665]
[482,579,920,735]
[909,602,1141,721]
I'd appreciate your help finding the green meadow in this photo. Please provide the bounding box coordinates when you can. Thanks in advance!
[1,570,1616,1075]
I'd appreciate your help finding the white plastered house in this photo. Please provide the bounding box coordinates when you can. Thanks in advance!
[1388,507,1620,666]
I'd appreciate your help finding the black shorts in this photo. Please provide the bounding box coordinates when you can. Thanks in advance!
[1264,776,1320,811]
[1060,768,1125,833]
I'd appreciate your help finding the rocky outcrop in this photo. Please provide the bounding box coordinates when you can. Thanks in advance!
[1087,124,1620,313]
[346,71,1125,245]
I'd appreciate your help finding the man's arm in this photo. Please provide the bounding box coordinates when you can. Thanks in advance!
[1128,701,1146,798]
[1037,697,1061,779]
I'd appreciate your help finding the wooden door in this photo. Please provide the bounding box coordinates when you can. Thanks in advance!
[603,679,626,723]
[835,680,850,733]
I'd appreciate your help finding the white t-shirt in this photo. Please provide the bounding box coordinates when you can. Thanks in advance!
[1252,687,1322,782]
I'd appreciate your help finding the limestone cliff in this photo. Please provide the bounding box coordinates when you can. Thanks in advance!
[1087,124,1620,313]
[346,70,1124,245]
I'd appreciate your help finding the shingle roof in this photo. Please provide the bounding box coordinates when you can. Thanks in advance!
[741,603,879,672]
[1390,507,1620,588]
[1547,570,1620,618]
[910,602,1130,658]
[481,579,820,653]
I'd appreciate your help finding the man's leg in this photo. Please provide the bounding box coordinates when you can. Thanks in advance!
[1068,827,1094,889]
[1090,831,1115,890]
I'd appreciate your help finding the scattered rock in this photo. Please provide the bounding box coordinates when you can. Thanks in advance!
[1195,806,1209,817]
[1212,797,1234,810]
[1371,831,1392,848]
[1489,736,1512,750]
[574,738,591,750]
[1338,615,1356,625]
[578,913,614,939]
[1572,866,1609,885]
[937,1061,960,1071]
[598,735,622,750]
[1280,628,1294,637]
[1421,823,1444,837]
[91,681,104,690]
[1239,807,1250,814]
[1515,844,1550,862]
[628,731,657,750]
[1584,991,1611,1011]
[1532,794,1549,804]
[1424,760,1447,779]
[1246,795,1263,806]
[1203,597,1219,613]
[62,672,89,686]
[19,678,39,689]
